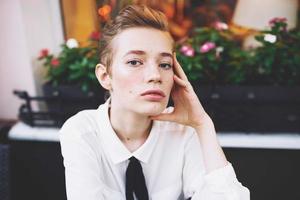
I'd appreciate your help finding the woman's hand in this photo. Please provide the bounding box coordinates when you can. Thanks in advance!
[150,53,213,129]
[151,54,229,172]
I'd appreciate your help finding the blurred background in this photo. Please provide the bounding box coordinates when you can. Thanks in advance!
[0,0,300,200]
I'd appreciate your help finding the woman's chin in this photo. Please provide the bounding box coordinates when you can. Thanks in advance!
[141,102,167,116]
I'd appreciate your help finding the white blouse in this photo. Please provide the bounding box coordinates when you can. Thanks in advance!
[59,98,250,200]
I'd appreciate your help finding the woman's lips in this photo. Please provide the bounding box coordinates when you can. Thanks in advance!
[141,89,165,101]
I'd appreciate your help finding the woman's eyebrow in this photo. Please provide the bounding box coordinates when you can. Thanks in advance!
[123,50,145,57]
[160,52,173,59]
[123,50,173,58]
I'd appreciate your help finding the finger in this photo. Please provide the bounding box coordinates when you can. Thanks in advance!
[150,113,176,122]
[174,74,188,88]
[173,52,189,81]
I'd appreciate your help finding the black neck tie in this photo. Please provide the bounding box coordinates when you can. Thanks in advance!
[126,157,149,200]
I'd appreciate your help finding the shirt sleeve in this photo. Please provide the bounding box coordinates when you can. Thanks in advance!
[59,116,106,200]
[182,131,250,200]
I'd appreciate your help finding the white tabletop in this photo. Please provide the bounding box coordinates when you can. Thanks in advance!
[9,122,60,142]
[8,122,300,150]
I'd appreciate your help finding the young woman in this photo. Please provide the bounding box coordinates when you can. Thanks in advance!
[59,5,250,200]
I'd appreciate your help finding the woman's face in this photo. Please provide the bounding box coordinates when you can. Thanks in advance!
[109,27,174,116]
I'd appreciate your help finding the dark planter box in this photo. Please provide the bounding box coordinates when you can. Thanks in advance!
[43,83,300,132]
[191,83,300,133]
[42,83,107,116]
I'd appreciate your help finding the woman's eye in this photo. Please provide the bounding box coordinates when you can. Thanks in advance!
[127,60,142,66]
[160,63,172,69]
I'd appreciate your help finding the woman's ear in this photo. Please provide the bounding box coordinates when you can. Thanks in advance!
[95,64,112,91]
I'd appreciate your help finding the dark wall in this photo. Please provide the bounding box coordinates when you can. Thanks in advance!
[225,148,300,200]
[8,141,300,200]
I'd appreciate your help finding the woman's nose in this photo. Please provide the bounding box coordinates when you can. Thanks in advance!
[145,64,162,83]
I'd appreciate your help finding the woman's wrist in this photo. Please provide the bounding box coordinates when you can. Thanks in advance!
[193,114,215,132]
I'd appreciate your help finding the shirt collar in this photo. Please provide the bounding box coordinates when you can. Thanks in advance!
[96,97,160,165]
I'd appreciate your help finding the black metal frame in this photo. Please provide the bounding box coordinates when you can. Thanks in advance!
[13,90,103,128]
[14,90,65,127]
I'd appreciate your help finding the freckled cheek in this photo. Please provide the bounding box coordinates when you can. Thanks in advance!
[113,70,142,95]
[167,74,175,89]
[168,80,175,96]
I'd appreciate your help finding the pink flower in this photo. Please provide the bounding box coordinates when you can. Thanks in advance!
[213,21,228,31]
[180,45,189,53]
[38,49,49,59]
[89,31,101,41]
[269,17,287,26]
[51,58,60,67]
[180,45,195,57]
[200,42,216,53]
[269,17,288,32]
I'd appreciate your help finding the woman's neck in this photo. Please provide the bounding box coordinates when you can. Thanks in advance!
[108,102,153,152]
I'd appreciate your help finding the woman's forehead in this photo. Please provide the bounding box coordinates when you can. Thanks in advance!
[112,27,174,57]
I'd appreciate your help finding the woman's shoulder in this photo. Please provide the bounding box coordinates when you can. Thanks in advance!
[59,109,104,159]
[59,108,99,138]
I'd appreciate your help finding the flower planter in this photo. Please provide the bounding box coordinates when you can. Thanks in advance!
[42,83,300,132]
[191,83,300,133]
[42,83,107,116]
